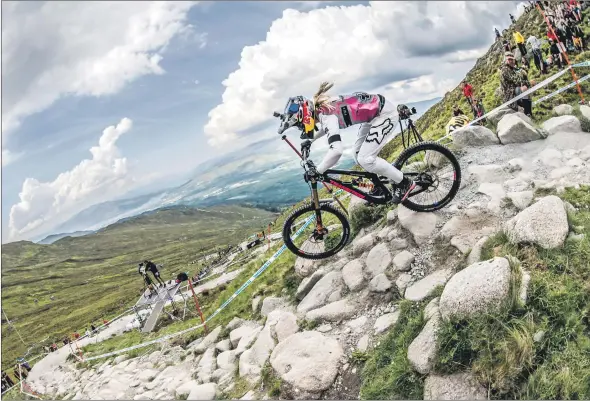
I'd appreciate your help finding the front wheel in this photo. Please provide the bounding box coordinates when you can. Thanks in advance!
[283,203,351,260]
[393,141,461,212]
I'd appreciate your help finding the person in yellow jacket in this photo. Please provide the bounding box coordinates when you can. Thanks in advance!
[513,31,527,56]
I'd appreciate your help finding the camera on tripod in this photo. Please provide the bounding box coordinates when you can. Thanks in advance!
[397,104,417,121]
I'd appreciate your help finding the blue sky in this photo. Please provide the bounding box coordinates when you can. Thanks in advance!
[1,1,523,242]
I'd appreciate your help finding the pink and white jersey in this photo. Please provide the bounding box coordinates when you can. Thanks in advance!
[321,93,385,129]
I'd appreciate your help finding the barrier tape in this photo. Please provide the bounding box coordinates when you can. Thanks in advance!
[437,60,589,143]
[83,213,317,361]
[533,74,590,105]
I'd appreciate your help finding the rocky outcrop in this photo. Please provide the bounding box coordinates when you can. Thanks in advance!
[553,103,574,116]
[398,205,438,245]
[542,115,581,134]
[297,271,343,313]
[405,269,453,302]
[365,243,392,277]
[407,316,440,374]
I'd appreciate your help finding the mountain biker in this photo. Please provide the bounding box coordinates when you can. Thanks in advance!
[142,260,165,287]
[277,82,416,203]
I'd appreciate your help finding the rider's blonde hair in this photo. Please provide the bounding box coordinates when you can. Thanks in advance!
[313,81,335,113]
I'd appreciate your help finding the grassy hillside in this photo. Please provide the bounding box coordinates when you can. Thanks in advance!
[0,204,276,370]
[380,7,590,162]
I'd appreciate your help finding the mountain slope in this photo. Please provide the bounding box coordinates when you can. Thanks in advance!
[0,204,276,369]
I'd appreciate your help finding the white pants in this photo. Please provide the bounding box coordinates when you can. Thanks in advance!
[316,100,404,183]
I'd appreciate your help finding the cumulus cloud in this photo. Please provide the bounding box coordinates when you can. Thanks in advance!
[204,1,520,147]
[8,118,135,241]
[1,1,198,134]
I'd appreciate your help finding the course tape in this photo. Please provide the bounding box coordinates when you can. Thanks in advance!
[84,213,317,361]
[437,60,588,143]
[533,74,590,105]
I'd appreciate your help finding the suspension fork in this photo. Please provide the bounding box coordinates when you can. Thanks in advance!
[310,181,324,230]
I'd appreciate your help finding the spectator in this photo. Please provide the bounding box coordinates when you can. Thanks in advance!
[569,0,582,20]
[527,35,547,73]
[1,371,15,389]
[572,22,585,50]
[500,52,533,118]
[513,31,527,56]
[547,28,558,42]
[452,105,465,117]
[461,80,474,104]
[91,324,97,333]
[495,27,502,41]
[85,328,91,338]
[549,39,563,68]
[502,39,512,52]
[510,13,517,24]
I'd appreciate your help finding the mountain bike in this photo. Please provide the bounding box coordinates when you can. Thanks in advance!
[274,114,462,260]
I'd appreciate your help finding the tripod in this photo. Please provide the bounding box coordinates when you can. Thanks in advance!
[399,117,423,149]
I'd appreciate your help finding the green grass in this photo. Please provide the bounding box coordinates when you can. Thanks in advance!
[1,204,276,370]
[434,188,590,399]
[359,300,427,400]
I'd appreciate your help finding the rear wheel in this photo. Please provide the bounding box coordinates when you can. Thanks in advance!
[283,203,351,260]
[393,141,461,212]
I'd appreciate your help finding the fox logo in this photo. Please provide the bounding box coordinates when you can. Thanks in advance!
[366,118,394,144]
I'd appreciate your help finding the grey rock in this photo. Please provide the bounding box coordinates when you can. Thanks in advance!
[227,317,246,331]
[468,164,505,184]
[305,299,356,322]
[357,335,370,352]
[395,273,413,293]
[452,125,499,147]
[398,205,438,245]
[187,383,217,400]
[497,114,544,144]
[297,271,343,313]
[488,106,515,125]
[553,103,574,116]
[542,115,581,134]
[194,326,222,354]
[270,331,343,393]
[424,297,440,321]
[373,311,400,334]
[342,259,365,292]
[439,258,511,321]
[405,269,453,301]
[230,322,261,348]
[466,236,490,265]
[390,238,408,251]
[387,209,398,224]
[407,316,440,374]
[267,310,299,343]
[215,339,231,353]
[369,274,392,292]
[507,191,534,210]
[424,373,487,400]
[504,196,569,249]
[295,269,326,300]
[365,243,393,277]
[393,250,415,271]
[196,347,217,384]
[352,234,375,257]
[261,297,293,317]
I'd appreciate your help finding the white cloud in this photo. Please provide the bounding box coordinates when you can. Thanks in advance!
[204,1,520,147]
[1,1,198,134]
[8,118,135,241]
[194,80,200,85]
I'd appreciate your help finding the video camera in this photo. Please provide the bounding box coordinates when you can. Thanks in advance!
[397,104,417,121]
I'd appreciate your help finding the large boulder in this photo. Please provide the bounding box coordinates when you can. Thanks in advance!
[369,274,392,292]
[196,347,217,384]
[553,104,574,116]
[398,205,438,245]
[452,125,500,147]
[407,316,440,374]
[239,325,276,384]
[542,115,582,135]
[497,114,545,144]
[365,243,392,277]
[374,311,400,334]
[342,259,365,292]
[294,241,323,277]
[270,331,343,395]
[439,258,511,321]
[187,383,217,400]
[267,310,299,343]
[580,105,590,120]
[393,250,415,271]
[504,196,569,249]
[260,297,293,317]
[230,322,261,348]
[424,373,487,400]
[405,269,454,301]
[507,191,534,211]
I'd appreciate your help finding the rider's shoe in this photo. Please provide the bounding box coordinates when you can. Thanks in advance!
[391,177,417,204]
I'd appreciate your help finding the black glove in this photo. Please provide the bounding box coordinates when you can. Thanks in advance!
[300,139,312,158]
[303,160,325,182]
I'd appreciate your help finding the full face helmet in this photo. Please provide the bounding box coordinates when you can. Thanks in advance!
[280,96,316,136]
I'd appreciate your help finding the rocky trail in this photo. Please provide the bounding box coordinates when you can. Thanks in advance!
[26,106,590,400]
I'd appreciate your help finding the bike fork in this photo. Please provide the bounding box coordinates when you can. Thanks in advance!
[311,181,324,230]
